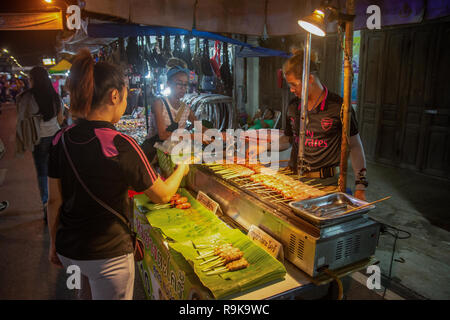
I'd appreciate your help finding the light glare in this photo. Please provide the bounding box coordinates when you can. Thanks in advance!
[298,20,326,37]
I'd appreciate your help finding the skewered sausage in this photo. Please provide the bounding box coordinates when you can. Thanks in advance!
[175,197,188,205]
[176,202,191,209]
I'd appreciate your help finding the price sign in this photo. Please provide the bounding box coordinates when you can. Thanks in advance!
[248,225,283,260]
[196,191,219,214]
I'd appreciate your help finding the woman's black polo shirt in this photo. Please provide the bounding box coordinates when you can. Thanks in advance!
[48,119,158,260]
[285,88,359,173]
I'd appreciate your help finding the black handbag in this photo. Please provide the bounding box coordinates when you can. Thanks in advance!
[161,97,180,132]
[61,131,145,262]
[141,134,162,163]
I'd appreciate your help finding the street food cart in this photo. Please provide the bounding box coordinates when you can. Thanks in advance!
[131,146,380,300]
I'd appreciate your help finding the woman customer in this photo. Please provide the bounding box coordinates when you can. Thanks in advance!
[47,49,189,300]
[16,66,63,221]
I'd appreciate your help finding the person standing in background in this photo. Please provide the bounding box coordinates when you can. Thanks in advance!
[16,67,64,221]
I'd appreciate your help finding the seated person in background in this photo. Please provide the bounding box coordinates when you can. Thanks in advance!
[248,108,275,130]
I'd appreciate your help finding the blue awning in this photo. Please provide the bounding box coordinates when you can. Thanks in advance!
[87,23,290,58]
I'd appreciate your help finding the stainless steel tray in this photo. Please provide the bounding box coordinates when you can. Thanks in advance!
[288,192,376,226]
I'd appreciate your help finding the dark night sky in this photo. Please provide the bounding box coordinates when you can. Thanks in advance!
[0,0,67,67]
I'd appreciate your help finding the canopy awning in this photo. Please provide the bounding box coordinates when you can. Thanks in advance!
[84,0,450,36]
[87,23,291,58]
[49,59,72,74]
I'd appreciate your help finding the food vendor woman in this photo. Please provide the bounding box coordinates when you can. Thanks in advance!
[142,58,208,162]
[279,48,368,200]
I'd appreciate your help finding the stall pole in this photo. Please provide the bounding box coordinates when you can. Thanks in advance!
[143,76,149,132]
[297,32,311,177]
[338,0,355,192]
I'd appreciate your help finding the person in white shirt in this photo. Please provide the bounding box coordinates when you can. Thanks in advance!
[16,66,63,221]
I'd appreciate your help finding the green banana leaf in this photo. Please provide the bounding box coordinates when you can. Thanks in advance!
[134,189,286,299]
[170,230,287,299]
[134,189,232,242]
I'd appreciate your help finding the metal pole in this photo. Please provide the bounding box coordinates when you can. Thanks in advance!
[143,76,149,132]
[297,32,311,177]
[338,0,355,192]
[140,35,149,132]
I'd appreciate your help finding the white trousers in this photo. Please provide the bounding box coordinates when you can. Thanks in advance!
[58,253,135,300]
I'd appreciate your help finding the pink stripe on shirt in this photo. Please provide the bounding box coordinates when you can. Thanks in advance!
[119,133,158,182]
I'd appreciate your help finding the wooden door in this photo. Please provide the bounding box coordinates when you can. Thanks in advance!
[358,22,450,179]
[421,23,450,178]
[357,29,385,159]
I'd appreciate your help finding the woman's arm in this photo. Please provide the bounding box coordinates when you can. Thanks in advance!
[188,109,208,134]
[143,164,189,203]
[57,106,64,126]
[48,177,63,268]
[153,99,172,141]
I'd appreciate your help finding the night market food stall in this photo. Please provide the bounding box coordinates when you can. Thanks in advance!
[132,152,380,299]
[77,0,431,300]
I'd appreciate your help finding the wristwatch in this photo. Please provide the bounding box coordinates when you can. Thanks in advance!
[355,168,368,189]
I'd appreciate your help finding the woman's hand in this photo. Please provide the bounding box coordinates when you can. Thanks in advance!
[49,244,63,268]
[354,190,366,201]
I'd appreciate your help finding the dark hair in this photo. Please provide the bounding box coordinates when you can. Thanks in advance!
[29,66,60,122]
[68,49,126,118]
[264,108,274,118]
[282,46,320,80]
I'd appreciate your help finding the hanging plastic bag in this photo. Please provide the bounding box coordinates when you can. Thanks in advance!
[210,40,222,79]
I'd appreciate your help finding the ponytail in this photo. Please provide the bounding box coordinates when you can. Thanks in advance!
[68,48,126,118]
[67,49,95,118]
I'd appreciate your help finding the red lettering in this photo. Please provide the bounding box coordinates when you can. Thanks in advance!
[305,138,311,146]
[304,138,329,148]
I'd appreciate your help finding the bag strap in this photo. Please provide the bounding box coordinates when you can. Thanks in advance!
[60,131,131,230]
[160,97,176,126]
[174,103,186,123]
[162,97,186,124]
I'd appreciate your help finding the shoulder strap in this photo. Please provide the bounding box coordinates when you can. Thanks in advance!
[160,97,176,126]
[174,102,186,123]
[60,131,131,229]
